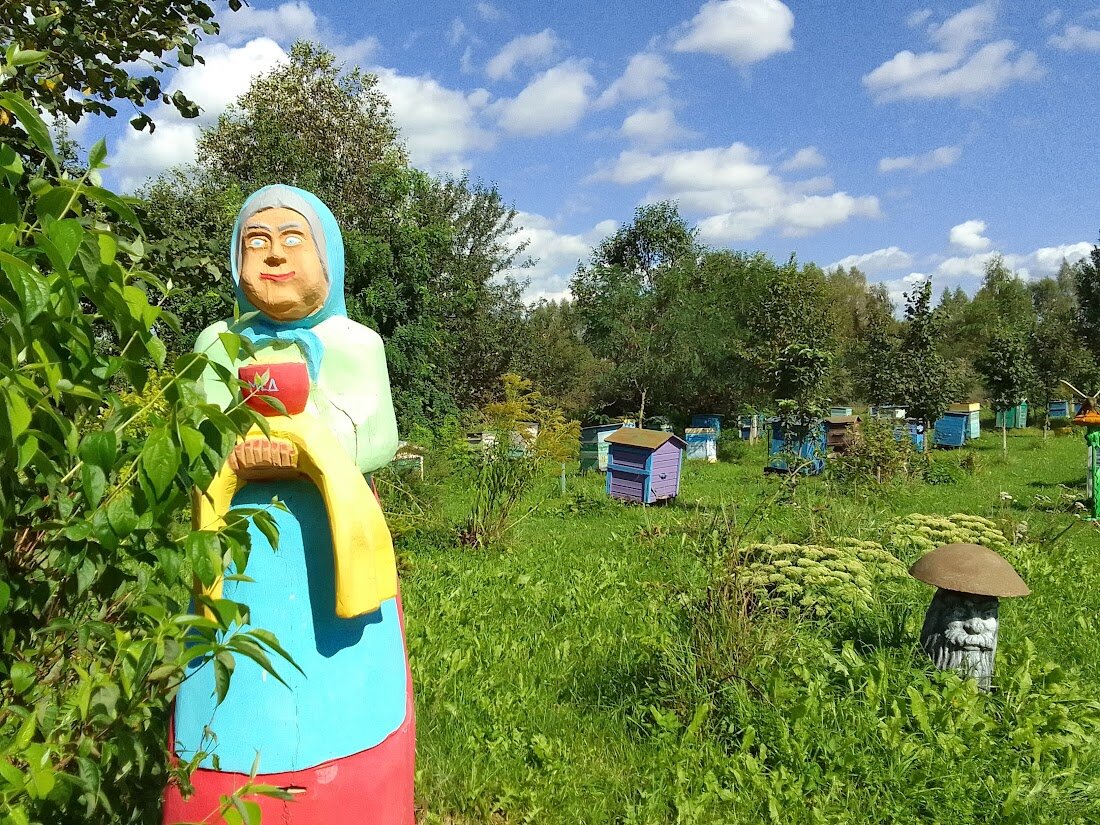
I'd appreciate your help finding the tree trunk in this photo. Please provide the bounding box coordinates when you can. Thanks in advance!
[1002,422,1007,459]
[923,418,930,454]
[638,388,647,430]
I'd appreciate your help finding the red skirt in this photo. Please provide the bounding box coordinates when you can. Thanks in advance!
[163,599,415,825]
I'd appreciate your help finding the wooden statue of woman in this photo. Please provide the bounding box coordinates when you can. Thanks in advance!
[163,185,414,823]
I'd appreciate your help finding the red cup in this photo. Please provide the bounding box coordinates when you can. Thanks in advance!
[238,362,310,416]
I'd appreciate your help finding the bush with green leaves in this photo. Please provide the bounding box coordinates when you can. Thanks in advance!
[829,417,917,485]
[0,87,291,824]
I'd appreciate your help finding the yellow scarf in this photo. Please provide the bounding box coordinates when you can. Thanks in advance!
[194,414,397,618]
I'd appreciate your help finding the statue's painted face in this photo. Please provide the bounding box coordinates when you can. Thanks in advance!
[941,594,998,651]
[239,206,328,322]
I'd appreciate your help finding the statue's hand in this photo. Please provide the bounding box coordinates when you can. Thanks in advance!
[228,437,300,480]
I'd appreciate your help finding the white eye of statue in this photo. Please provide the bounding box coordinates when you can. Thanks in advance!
[247,237,266,249]
[283,235,302,247]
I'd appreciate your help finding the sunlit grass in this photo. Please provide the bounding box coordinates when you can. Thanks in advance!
[402,429,1100,824]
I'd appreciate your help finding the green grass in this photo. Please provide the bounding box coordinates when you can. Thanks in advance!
[397,429,1100,824]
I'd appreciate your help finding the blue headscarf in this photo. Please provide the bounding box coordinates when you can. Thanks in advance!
[229,185,347,380]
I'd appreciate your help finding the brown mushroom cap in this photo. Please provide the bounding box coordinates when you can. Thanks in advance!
[909,543,1030,597]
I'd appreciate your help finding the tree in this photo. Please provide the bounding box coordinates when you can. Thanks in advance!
[1075,236,1100,358]
[142,43,530,427]
[891,280,961,451]
[571,202,703,424]
[977,329,1037,457]
[0,0,238,135]
[748,257,835,436]
[516,300,608,419]
[1030,268,1098,427]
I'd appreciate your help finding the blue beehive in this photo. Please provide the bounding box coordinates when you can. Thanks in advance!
[685,427,718,462]
[738,414,765,440]
[605,428,686,504]
[830,406,854,416]
[1048,400,1072,420]
[690,414,723,434]
[893,421,925,451]
[933,411,969,448]
[766,419,825,474]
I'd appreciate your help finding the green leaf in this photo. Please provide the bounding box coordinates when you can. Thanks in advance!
[97,232,117,266]
[186,531,221,586]
[245,628,302,676]
[80,464,106,508]
[9,49,48,67]
[5,391,32,439]
[1,252,50,321]
[141,427,179,497]
[0,187,17,223]
[252,509,280,552]
[34,186,75,222]
[0,757,24,790]
[79,430,116,470]
[0,580,9,613]
[213,650,235,704]
[105,491,138,537]
[179,425,205,463]
[87,138,108,171]
[83,186,141,229]
[231,798,263,825]
[0,92,59,167]
[217,332,241,362]
[46,219,83,267]
[11,662,35,695]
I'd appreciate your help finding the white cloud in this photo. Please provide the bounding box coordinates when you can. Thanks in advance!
[506,212,619,301]
[621,107,695,148]
[476,2,502,22]
[949,219,991,251]
[594,143,880,243]
[169,39,289,125]
[936,251,1005,278]
[485,29,562,80]
[596,53,674,109]
[933,242,1092,281]
[672,0,795,66]
[1042,10,1063,28]
[1028,242,1092,274]
[108,38,288,191]
[828,246,915,275]
[493,60,595,136]
[374,69,495,173]
[1049,25,1100,51]
[878,145,961,173]
[448,18,469,46]
[907,9,933,28]
[217,1,378,65]
[927,1,996,53]
[863,3,1043,102]
[779,146,825,172]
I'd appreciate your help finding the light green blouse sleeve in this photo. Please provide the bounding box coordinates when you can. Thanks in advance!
[313,317,400,473]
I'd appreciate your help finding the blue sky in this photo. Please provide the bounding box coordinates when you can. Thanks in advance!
[86,0,1100,305]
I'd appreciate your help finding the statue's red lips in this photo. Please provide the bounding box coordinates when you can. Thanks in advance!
[260,270,296,282]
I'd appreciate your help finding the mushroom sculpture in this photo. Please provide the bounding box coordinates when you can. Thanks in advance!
[910,543,1029,691]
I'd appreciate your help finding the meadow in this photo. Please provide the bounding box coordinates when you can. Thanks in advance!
[394,427,1100,825]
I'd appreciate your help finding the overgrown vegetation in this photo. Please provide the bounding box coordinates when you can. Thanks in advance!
[400,431,1100,824]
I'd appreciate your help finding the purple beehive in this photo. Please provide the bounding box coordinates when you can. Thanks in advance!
[604,428,686,504]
